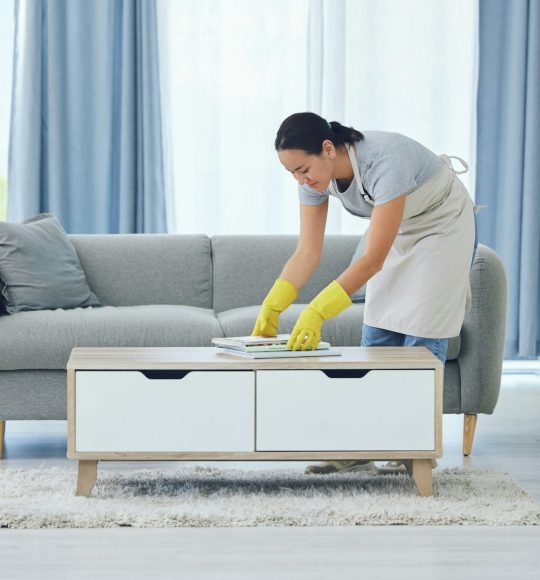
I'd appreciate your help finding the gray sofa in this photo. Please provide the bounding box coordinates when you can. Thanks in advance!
[0,234,507,458]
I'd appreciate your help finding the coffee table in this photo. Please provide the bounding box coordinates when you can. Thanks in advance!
[67,346,443,497]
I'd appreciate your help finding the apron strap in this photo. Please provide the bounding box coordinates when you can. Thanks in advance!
[440,154,469,175]
[347,143,375,205]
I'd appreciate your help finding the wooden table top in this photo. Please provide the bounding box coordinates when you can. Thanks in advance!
[67,346,442,371]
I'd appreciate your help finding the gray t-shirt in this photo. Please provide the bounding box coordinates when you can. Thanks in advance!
[298,130,444,217]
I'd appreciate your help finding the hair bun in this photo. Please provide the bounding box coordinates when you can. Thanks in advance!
[274,112,364,152]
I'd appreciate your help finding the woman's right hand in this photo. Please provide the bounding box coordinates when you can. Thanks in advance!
[251,304,281,337]
[251,278,299,337]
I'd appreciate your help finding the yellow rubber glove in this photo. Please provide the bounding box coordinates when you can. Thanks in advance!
[287,280,352,351]
[252,278,299,337]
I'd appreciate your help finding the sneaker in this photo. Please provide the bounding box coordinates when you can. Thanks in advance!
[377,458,438,474]
[304,460,378,475]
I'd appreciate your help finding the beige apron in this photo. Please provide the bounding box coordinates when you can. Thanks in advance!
[346,143,476,339]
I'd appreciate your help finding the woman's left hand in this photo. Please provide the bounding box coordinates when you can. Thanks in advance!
[288,307,324,351]
[287,280,352,351]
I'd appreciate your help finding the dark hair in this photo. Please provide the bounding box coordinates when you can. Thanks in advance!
[274,112,364,155]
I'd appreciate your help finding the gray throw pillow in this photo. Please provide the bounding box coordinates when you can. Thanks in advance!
[349,231,368,303]
[0,213,102,314]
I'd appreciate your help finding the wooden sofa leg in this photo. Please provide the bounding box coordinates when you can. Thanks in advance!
[463,414,478,456]
[0,420,5,459]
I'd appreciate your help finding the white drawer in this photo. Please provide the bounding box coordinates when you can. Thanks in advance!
[256,369,435,451]
[75,370,254,452]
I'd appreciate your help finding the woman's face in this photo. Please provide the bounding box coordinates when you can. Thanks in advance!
[277,140,335,191]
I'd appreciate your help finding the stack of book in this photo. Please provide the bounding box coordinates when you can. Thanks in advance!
[211,334,341,358]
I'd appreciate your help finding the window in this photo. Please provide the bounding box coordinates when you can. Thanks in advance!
[159,0,477,235]
[0,0,14,221]
[157,0,310,235]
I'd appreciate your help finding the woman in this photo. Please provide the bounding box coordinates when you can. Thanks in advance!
[252,112,477,475]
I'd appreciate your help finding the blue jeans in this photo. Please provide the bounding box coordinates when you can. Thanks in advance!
[361,323,449,364]
[361,211,479,365]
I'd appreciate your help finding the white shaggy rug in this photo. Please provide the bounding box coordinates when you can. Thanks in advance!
[1,465,539,528]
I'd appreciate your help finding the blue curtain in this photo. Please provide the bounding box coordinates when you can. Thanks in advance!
[476,0,540,358]
[8,0,167,234]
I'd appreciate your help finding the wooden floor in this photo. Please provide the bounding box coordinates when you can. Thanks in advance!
[1,373,539,579]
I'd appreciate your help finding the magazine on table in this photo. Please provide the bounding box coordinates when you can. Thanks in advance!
[211,334,342,358]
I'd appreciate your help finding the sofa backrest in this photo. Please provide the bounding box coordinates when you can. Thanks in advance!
[69,234,213,308]
[211,234,361,313]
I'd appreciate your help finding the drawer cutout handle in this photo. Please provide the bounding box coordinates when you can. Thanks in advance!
[139,370,251,380]
[140,370,192,380]
[321,369,372,379]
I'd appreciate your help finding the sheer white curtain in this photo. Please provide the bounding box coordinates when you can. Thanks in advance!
[157,0,477,236]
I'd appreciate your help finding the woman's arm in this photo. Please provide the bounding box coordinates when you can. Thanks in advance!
[280,200,329,290]
[251,201,329,337]
[336,194,407,295]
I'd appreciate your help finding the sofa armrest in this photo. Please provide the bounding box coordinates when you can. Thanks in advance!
[457,244,507,414]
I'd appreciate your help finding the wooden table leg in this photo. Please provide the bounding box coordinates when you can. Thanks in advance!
[411,459,432,497]
[76,460,98,497]
[403,459,413,477]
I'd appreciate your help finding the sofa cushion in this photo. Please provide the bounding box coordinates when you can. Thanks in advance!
[218,304,460,359]
[69,234,213,308]
[0,305,224,370]
[0,214,102,314]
